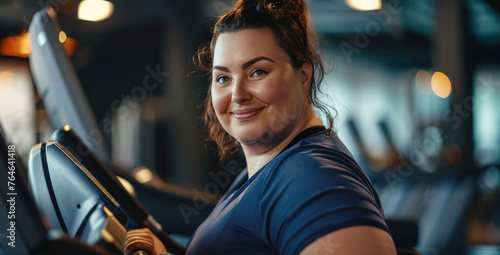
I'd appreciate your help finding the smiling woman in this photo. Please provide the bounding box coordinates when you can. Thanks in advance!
[209,28,321,176]
[196,0,334,163]
[124,0,397,254]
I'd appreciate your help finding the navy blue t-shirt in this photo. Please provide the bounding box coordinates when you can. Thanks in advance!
[186,129,389,255]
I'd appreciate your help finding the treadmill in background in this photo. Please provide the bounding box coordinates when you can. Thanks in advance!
[0,124,113,255]
[28,6,214,238]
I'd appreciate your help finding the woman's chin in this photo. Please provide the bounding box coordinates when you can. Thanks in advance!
[237,136,263,145]
[235,129,279,147]
[234,132,267,146]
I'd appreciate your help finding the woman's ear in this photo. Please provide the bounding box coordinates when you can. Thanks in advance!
[300,60,313,94]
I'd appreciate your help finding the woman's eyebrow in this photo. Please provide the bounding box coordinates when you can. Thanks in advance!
[212,56,276,73]
[241,56,275,70]
[212,66,230,73]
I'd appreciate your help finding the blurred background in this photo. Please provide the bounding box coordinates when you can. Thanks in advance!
[0,0,499,254]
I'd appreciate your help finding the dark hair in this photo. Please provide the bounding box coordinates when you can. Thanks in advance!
[194,0,335,159]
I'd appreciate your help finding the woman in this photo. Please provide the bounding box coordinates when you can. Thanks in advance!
[125,0,397,254]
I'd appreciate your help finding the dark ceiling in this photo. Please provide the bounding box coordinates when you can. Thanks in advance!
[1,0,499,67]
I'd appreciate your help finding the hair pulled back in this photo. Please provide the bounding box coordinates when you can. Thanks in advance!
[194,0,334,159]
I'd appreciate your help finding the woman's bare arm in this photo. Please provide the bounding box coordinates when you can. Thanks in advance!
[299,226,397,255]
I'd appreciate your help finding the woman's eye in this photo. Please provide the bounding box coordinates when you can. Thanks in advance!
[216,75,230,84]
[251,69,268,77]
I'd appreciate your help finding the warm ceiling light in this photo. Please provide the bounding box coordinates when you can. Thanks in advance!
[431,71,452,98]
[0,32,77,58]
[59,31,67,43]
[415,70,432,95]
[78,0,114,22]
[345,0,382,11]
[18,33,30,55]
[0,33,30,58]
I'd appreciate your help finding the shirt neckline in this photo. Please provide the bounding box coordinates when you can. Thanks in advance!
[230,125,326,192]
[280,125,326,153]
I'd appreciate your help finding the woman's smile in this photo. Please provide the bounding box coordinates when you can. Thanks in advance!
[231,107,265,121]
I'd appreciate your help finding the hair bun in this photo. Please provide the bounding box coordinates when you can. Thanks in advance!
[244,0,304,16]
[267,0,303,11]
[267,0,285,9]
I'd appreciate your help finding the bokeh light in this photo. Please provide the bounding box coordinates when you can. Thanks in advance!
[345,0,382,11]
[415,70,432,94]
[431,71,452,98]
[78,0,114,22]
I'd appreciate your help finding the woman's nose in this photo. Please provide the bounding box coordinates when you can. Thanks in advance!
[231,79,251,104]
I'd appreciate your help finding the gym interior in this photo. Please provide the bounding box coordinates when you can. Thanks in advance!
[0,0,499,254]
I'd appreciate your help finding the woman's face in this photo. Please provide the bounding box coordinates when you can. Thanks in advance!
[211,28,311,149]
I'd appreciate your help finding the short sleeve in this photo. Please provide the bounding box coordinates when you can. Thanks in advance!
[258,146,389,255]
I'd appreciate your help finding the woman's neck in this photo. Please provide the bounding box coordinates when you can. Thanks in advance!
[242,113,323,179]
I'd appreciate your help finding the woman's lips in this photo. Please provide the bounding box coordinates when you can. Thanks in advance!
[232,108,264,121]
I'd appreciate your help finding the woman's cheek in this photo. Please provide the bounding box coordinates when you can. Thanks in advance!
[255,78,289,106]
[211,87,231,120]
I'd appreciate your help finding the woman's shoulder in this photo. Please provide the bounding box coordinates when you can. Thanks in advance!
[297,130,351,153]
[263,131,374,193]
[283,131,360,170]
[257,132,388,255]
